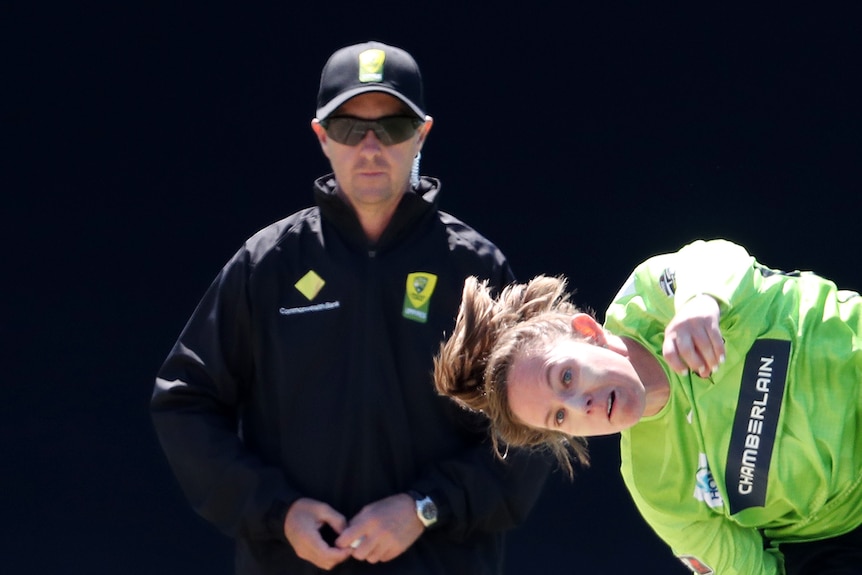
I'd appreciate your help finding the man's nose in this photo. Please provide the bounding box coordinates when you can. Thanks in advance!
[358,129,384,149]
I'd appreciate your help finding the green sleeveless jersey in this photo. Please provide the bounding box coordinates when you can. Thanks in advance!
[604,239,862,574]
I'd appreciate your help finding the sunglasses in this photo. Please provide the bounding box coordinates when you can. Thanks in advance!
[320,115,424,146]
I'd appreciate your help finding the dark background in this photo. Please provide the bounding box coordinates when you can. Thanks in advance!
[7,2,862,573]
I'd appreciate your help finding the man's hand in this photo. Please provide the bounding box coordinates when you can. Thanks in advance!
[283,498,351,571]
[335,493,424,564]
[663,294,725,378]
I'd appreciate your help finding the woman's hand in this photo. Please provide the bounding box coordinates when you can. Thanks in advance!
[662,294,725,378]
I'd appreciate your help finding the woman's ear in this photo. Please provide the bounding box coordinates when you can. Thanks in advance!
[571,313,608,347]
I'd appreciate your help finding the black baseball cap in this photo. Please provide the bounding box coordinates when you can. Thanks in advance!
[315,41,426,120]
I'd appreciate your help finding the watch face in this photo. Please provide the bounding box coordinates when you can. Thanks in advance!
[420,500,437,520]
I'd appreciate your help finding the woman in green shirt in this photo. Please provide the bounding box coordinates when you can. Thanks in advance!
[434,239,862,575]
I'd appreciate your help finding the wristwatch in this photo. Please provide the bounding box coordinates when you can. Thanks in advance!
[407,490,438,527]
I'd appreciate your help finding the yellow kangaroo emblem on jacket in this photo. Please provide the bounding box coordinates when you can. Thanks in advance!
[403,272,437,323]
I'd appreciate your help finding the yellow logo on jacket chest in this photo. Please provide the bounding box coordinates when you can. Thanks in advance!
[402,272,437,323]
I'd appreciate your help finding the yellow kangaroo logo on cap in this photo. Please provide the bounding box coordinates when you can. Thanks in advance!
[358,49,385,82]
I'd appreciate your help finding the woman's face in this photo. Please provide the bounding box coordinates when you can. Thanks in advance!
[506,336,647,437]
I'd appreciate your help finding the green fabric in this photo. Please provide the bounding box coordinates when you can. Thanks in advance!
[604,239,862,575]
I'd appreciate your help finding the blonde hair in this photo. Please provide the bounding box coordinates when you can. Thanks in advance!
[434,275,590,477]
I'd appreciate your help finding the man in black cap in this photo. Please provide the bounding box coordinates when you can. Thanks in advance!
[151,40,551,574]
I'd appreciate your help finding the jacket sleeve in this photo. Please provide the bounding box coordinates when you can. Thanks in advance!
[412,440,553,541]
[150,247,299,540]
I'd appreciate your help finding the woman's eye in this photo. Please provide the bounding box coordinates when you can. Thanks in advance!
[554,408,566,426]
[562,368,573,386]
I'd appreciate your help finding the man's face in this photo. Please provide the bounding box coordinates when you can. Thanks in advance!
[313,92,430,212]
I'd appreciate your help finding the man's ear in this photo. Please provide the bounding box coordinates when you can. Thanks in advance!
[311,118,326,137]
[416,115,433,149]
[311,119,329,155]
[571,313,607,346]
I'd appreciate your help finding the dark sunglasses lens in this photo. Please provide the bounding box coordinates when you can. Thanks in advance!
[322,118,358,145]
[375,117,420,144]
[324,117,420,146]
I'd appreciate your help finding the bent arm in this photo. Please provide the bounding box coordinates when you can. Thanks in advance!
[150,250,300,540]
[640,502,782,574]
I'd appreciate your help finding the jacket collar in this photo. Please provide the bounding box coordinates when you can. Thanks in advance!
[312,174,442,251]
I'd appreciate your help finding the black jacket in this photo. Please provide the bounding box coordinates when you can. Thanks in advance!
[151,175,551,574]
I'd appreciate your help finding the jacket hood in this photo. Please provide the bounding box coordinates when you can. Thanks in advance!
[312,174,443,252]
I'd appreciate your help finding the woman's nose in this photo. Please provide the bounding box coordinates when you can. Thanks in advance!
[567,392,594,415]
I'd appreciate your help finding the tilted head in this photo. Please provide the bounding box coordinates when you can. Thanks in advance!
[434,275,591,477]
